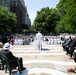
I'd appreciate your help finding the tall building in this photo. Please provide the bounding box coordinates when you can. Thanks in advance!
[25,8,31,26]
[0,0,31,28]
[0,0,10,11]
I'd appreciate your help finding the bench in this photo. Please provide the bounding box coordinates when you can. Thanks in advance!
[0,53,22,75]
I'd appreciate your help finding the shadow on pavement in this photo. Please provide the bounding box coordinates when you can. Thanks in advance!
[12,69,28,75]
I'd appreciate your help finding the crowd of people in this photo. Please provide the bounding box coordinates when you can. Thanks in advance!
[61,35,76,73]
[43,35,63,45]
[0,34,34,46]
[0,33,76,73]
[0,34,35,72]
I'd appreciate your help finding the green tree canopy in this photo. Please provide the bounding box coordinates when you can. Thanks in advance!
[33,7,60,34]
[56,0,76,33]
[0,6,17,34]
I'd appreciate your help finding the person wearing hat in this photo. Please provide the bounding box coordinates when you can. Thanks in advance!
[1,42,26,71]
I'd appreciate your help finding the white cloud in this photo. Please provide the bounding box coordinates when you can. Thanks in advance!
[29,11,37,25]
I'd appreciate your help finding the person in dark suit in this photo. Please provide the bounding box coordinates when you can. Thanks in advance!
[1,42,26,70]
[1,35,8,45]
[62,36,72,54]
[69,38,76,58]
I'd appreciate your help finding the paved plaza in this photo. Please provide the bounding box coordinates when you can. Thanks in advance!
[0,41,76,75]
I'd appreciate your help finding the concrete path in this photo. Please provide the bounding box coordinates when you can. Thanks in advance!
[0,41,76,75]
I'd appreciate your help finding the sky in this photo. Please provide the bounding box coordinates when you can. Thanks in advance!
[24,0,60,24]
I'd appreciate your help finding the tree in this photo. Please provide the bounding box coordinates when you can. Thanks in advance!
[33,7,60,34]
[29,25,35,33]
[0,6,17,34]
[56,0,76,33]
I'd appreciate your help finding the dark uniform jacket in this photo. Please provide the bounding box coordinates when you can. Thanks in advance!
[1,50,17,60]
[1,50,18,68]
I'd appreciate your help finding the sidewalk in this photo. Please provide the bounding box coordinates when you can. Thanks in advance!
[0,41,76,75]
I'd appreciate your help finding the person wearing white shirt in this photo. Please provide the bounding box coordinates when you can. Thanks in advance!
[35,31,43,50]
